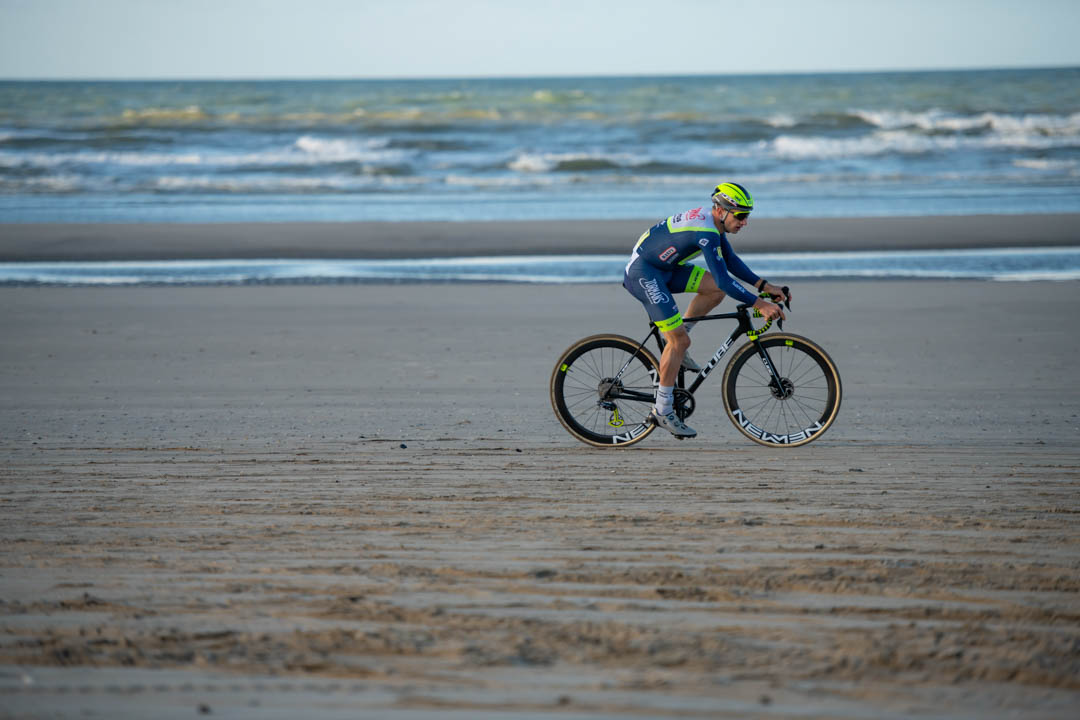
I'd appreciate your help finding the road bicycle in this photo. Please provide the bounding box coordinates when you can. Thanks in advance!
[550,290,841,447]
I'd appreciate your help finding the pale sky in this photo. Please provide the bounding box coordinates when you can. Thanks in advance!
[1,0,1078,79]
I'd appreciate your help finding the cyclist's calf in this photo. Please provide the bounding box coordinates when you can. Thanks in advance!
[659,326,691,386]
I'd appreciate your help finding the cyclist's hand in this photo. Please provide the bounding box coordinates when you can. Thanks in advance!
[754,298,785,322]
[765,283,791,308]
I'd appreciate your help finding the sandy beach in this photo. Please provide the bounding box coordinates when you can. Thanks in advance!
[1,219,1079,718]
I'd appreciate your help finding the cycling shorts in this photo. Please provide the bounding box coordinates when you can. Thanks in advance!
[623,252,706,332]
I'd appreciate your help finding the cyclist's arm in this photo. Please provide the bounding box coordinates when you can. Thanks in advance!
[702,239,759,305]
[719,235,761,288]
[719,235,791,304]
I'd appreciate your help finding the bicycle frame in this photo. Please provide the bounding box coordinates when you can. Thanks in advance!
[605,304,787,402]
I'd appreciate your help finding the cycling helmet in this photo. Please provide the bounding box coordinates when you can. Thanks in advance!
[711,182,754,213]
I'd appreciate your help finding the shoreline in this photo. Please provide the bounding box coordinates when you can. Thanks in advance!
[1,214,1078,261]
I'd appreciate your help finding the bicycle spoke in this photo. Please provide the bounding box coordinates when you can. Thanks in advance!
[583,349,604,382]
[787,394,824,424]
[567,363,601,385]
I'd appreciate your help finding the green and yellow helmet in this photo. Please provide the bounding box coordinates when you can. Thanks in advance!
[711,182,754,213]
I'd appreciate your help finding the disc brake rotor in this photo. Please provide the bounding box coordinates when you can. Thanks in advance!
[769,377,795,400]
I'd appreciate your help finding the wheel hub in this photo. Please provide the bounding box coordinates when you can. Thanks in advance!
[597,378,621,406]
[769,377,795,400]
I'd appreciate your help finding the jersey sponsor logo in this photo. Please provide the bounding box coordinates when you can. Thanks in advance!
[698,238,709,248]
[638,277,670,306]
[672,207,704,225]
[658,245,677,262]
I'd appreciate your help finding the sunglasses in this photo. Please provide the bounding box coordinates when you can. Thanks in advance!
[731,211,751,221]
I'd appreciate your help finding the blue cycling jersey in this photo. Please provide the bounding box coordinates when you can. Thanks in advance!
[631,206,760,306]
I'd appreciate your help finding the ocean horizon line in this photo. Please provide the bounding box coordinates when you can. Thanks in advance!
[3,64,1079,83]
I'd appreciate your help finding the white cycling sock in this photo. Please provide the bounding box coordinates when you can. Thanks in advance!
[654,385,674,416]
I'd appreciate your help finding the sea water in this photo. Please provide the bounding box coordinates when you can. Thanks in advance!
[2,69,1079,223]
[3,247,1079,285]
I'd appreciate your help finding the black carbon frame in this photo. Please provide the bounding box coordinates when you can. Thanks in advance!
[607,302,785,401]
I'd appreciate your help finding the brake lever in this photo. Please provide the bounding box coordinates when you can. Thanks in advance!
[781,285,791,311]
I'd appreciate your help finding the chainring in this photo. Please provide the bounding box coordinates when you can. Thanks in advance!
[673,388,696,420]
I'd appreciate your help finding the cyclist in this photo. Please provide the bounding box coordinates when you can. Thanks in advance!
[623,182,790,438]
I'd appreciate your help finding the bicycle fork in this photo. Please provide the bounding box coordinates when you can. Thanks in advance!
[754,339,794,400]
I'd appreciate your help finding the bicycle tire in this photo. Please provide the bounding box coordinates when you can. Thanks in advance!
[550,334,660,447]
[721,333,841,447]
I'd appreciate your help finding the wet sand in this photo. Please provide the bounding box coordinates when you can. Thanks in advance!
[2,213,1079,260]
[2,276,1079,718]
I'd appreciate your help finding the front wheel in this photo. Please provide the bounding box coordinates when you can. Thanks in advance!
[551,334,660,447]
[721,333,841,447]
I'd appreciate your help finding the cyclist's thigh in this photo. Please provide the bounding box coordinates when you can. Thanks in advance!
[676,266,726,297]
[624,260,682,331]
[668,264,710,294]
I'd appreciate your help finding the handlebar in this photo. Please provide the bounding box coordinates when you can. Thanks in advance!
[736,285,792,334]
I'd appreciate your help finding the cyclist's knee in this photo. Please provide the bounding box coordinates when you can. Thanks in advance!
[665,327,691,350]
[700,284,725,302]
[696,273,726,301]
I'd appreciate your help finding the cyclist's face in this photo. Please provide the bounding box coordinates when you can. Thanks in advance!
[715,206,749,233]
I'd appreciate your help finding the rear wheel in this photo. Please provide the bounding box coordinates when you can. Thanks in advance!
[551,334,659,447]
[721,333,841,447]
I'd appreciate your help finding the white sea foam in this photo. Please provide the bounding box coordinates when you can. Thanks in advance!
[150,176,334,193]
[993,270,1080,281]
[294,135,392,159]
[766,113,798,128]
[0,135,406,171]
[0,174,83,192]
[771,131,946,158]
[854,109,1080,136]
[146,174,422,193]
[508,151,652,173]
[1012,157,1078,171]
[508,154,556,172]
[0,150,207,168]
[4,248,1078,285]
[771,125,1080,159]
